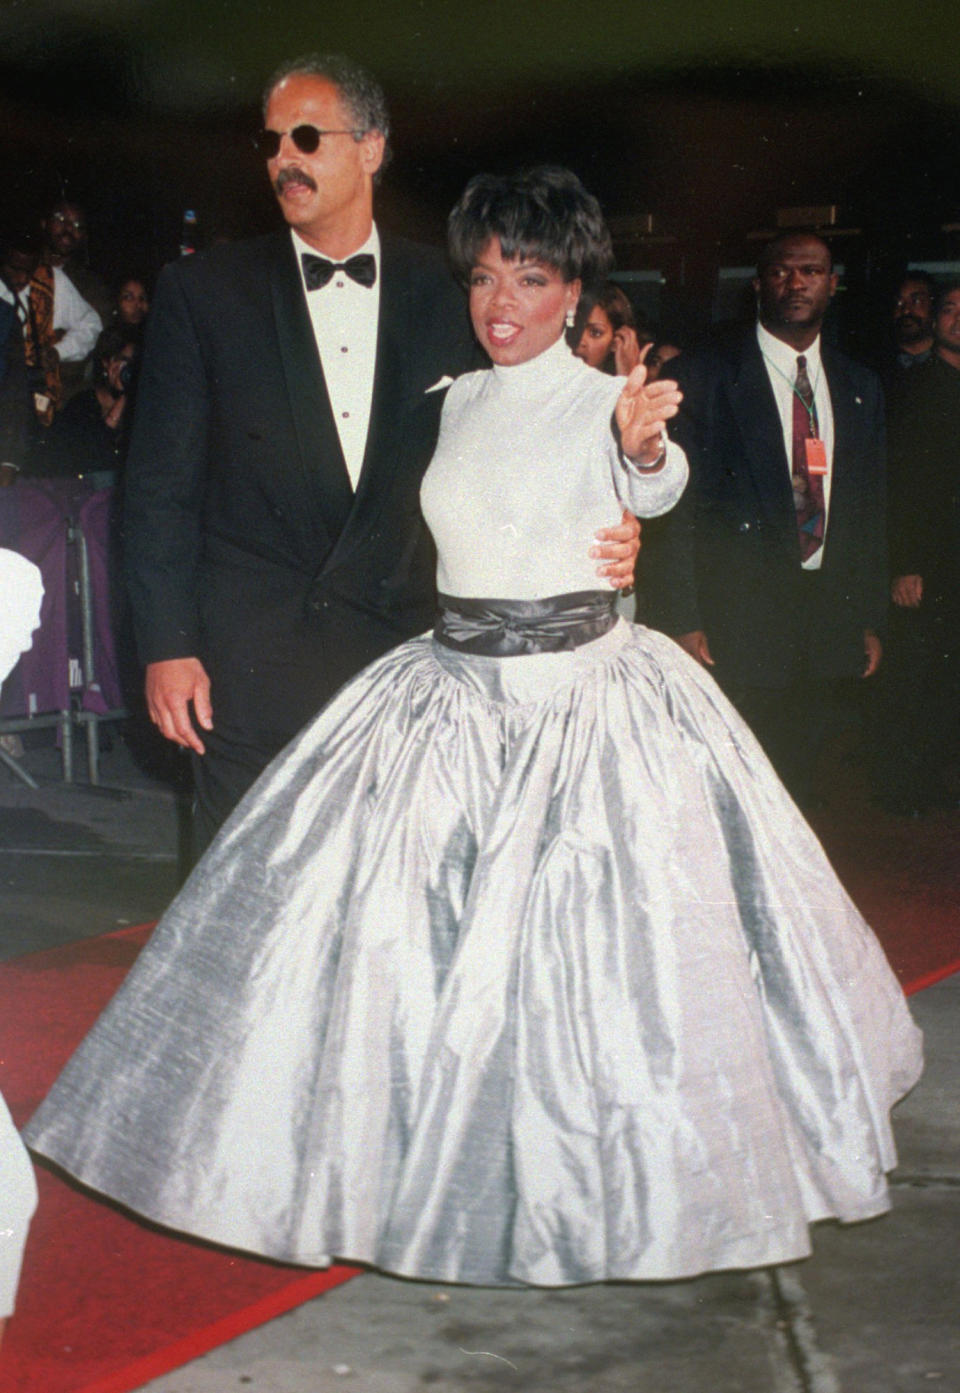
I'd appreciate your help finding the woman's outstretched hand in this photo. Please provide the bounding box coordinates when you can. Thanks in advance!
[615,351,682,466]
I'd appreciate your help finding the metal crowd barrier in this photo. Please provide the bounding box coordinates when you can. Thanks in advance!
[0,479,126,786]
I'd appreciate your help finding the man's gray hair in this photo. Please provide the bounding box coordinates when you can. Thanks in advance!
[262,53,391,172]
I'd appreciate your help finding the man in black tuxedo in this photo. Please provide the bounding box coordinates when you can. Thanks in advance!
[646,233,886,802]
[125,54,638,846]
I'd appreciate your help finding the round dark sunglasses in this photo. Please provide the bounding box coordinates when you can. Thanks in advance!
[254,125,364,158]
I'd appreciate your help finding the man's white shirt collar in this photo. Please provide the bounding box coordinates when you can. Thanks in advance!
[756,320,822,376]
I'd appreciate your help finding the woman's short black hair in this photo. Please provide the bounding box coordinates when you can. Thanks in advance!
[447,166,613,289]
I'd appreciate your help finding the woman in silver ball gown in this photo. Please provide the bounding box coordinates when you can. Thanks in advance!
[27,169,922,1288]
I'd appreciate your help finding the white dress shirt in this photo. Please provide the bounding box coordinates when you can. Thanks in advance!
[292,225,380,491]
[756,321,834,570]
[0,266,102,363]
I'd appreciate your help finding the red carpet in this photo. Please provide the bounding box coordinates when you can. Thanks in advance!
[0,796,957,1392]
[0,926,358,1393]
[809,788,960,995]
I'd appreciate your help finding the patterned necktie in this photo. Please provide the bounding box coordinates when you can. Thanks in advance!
[301,252,377,290]
[792,354,825,561]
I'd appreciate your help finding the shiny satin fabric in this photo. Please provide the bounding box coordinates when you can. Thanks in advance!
[435,590,618,656]
[25,622,922,1287]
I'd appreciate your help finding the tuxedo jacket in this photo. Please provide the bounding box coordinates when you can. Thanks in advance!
[124,230,475,747]
[644,329,887,688]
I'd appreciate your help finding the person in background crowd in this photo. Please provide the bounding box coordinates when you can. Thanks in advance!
[891,271,935,372]
[644,233,887,807]
[876,280,960,814]
[645,340,682,380]
[0,294,32,487]
[1,234,56,430]
[0,229,101,435]
[572,281,650,374]
[40,200,113,333]
[114,276,150,328]
[40,200,112,403]
[879,270,937,413]
[46,324,141,488]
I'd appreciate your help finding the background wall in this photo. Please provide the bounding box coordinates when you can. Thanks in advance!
[2,0,958,348]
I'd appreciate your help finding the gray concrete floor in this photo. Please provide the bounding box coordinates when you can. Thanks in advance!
[2,733,958,1392]
[0,732,188,959]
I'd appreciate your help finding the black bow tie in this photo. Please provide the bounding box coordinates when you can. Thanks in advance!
[301,252,377,290]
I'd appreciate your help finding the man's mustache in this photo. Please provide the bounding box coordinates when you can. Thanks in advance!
[275,167,318,195]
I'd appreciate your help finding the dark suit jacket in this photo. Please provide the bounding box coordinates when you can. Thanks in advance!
[0,298,31,470]
[644,329,887,688]
[886,353,960,611]
[124,230,475,747]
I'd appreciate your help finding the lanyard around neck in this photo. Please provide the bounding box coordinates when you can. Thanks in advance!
[760,349,822,438]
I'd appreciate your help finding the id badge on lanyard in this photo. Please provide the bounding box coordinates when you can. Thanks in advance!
[805,437,827,476]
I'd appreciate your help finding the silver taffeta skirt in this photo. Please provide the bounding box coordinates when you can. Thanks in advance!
[25,619,923,1286]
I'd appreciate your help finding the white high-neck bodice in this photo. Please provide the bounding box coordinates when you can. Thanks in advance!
[421,339,687,600]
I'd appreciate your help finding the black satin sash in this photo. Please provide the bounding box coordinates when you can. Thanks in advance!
[434,591,618,657]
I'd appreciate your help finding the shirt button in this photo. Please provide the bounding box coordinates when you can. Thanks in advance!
[340,346,348,353]
[341,411,350,418]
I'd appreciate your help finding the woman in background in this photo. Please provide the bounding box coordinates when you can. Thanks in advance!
[113,276,150,328]
[645,339,682,380]
[46,324,141,487]
[573,280,650,374]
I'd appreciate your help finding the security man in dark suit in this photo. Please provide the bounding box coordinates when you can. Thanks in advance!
[646,234,887,803]
[125,54,639,847]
